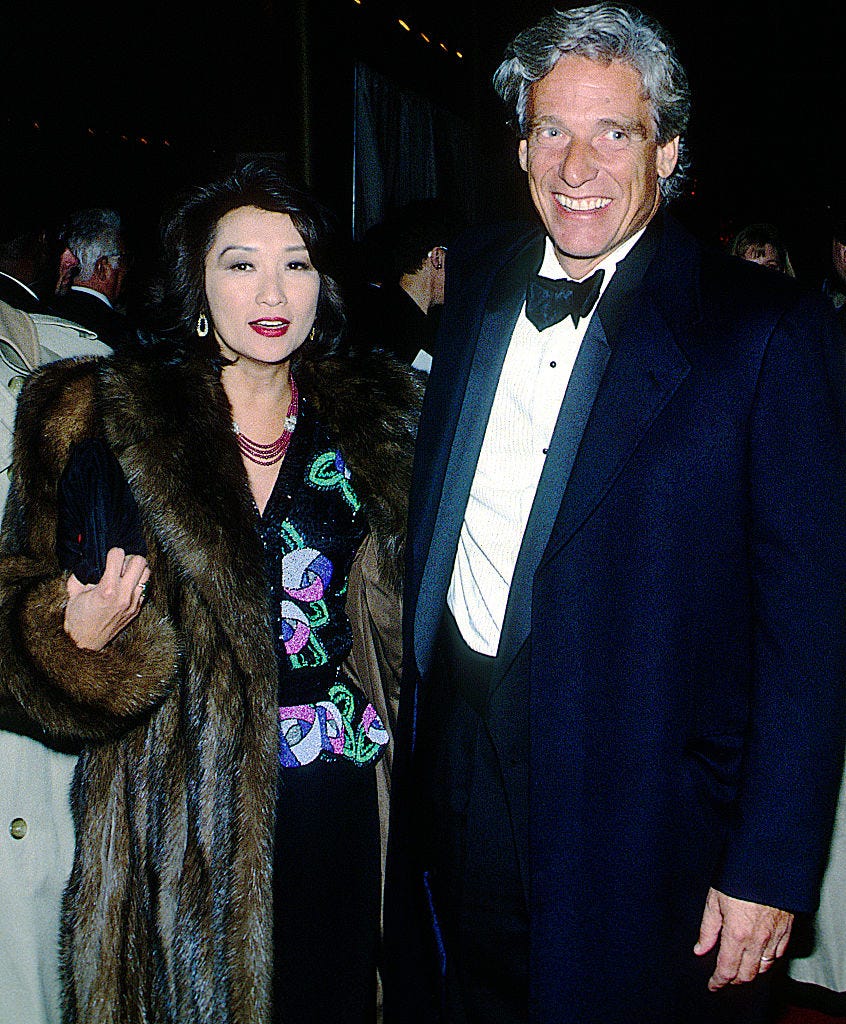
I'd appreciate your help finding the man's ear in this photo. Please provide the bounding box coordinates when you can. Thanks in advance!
[656,136,679,180]
[518,138,529,172]
[93,255,111,280]
[56,248,79,294]
[428,247,445,271]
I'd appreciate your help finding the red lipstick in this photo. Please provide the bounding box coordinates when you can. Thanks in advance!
[249,319,290,337]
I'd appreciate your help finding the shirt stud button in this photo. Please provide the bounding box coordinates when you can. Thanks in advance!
[9,817,27,840]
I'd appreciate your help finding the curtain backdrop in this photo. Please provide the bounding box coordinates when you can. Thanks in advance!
[352,62,475,240]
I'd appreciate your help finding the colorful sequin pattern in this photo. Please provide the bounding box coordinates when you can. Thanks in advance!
[279,681,389,768]
[278,521,332,670]
[308,449,360,511]
[255,396,386,770]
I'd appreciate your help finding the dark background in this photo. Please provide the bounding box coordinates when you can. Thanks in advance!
[2,0,843,284]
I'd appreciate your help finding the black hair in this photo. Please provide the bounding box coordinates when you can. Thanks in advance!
[145,157,346,364]
[375,199,463,283]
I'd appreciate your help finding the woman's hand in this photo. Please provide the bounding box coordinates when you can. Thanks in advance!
[64,547,151,651]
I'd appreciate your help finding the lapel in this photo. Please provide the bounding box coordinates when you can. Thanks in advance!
[494,311,612,682]
[413,230,543,677]
[537,212,697,573]
[495,212,695,677]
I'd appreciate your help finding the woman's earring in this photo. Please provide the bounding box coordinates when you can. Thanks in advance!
[196,312,209,338]
[308,326,316,342]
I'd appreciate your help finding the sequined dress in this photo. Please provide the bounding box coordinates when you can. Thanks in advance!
[258,394,387,1024]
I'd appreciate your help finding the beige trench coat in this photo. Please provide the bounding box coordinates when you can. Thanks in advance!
[0,299,110,1024]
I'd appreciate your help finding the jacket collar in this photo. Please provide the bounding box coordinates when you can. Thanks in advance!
[96,351,418,656]
[537,208,698,568]
[100,356,274,665]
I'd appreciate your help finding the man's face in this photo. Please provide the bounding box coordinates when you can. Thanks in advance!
[104,256,129,301]
[832,237,846,287]
[518,55,679,279]
[96,236,131,301]
[741,244,781,272]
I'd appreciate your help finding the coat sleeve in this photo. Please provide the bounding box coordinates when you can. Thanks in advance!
[344,532,403,870]
[716,294,846,913]
[0,429,178,746]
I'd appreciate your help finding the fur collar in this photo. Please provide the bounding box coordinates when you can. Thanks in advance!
[14,349,422,600]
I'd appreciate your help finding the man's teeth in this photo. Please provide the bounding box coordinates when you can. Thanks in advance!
[555,196,612,211]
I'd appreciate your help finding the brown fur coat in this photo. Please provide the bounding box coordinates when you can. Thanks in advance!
[0,349,422,1023]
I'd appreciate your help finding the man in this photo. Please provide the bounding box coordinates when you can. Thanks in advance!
[352,200,459,372]
[52,207,133,348]
[383,5,846,1024]
[0,298,111,1024]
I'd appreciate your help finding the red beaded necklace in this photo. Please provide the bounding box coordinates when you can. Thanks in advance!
[233,376,299,466]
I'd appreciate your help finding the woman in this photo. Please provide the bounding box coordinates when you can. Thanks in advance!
[0,160,421,1023]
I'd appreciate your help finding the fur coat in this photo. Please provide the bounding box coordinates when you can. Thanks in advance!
[0,348,422,1023]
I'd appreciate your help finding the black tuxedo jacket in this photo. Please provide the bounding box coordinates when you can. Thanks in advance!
[384,210,846,1023]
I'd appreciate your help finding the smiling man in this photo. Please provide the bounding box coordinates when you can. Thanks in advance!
[518,53,677,276]
[383,4,846,1024]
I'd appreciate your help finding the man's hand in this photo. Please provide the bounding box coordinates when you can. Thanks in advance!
[694,887,793,990]
[64,547,150,651]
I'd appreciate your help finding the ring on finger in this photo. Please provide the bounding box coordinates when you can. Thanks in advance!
[138,581,148,598]
[760,954,776,963]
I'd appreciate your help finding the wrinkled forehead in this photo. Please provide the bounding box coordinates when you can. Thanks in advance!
[524,54,655,138]
[528,54,654,122]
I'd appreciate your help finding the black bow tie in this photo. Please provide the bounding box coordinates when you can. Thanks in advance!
[525,268,605,332]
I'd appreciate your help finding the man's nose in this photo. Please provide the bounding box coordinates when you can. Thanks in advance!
[557,139,598,188]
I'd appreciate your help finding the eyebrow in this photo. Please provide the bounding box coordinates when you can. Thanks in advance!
[596,116,649,137]
[527,115,650,137]
[527,115,565,130]
[215,243,309,258]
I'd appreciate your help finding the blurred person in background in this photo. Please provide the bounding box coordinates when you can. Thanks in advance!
[52,207,134,349]
[0,296,110,1024]
[729,221,796,276]
[350,199,462,372]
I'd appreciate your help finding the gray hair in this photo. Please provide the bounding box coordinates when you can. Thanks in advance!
[492,3,691,200]
[61,207,124,277]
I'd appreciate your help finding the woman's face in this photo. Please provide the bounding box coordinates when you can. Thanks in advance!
[204,206,320,366]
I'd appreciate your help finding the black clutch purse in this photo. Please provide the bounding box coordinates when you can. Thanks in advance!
[56,439,147,585]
